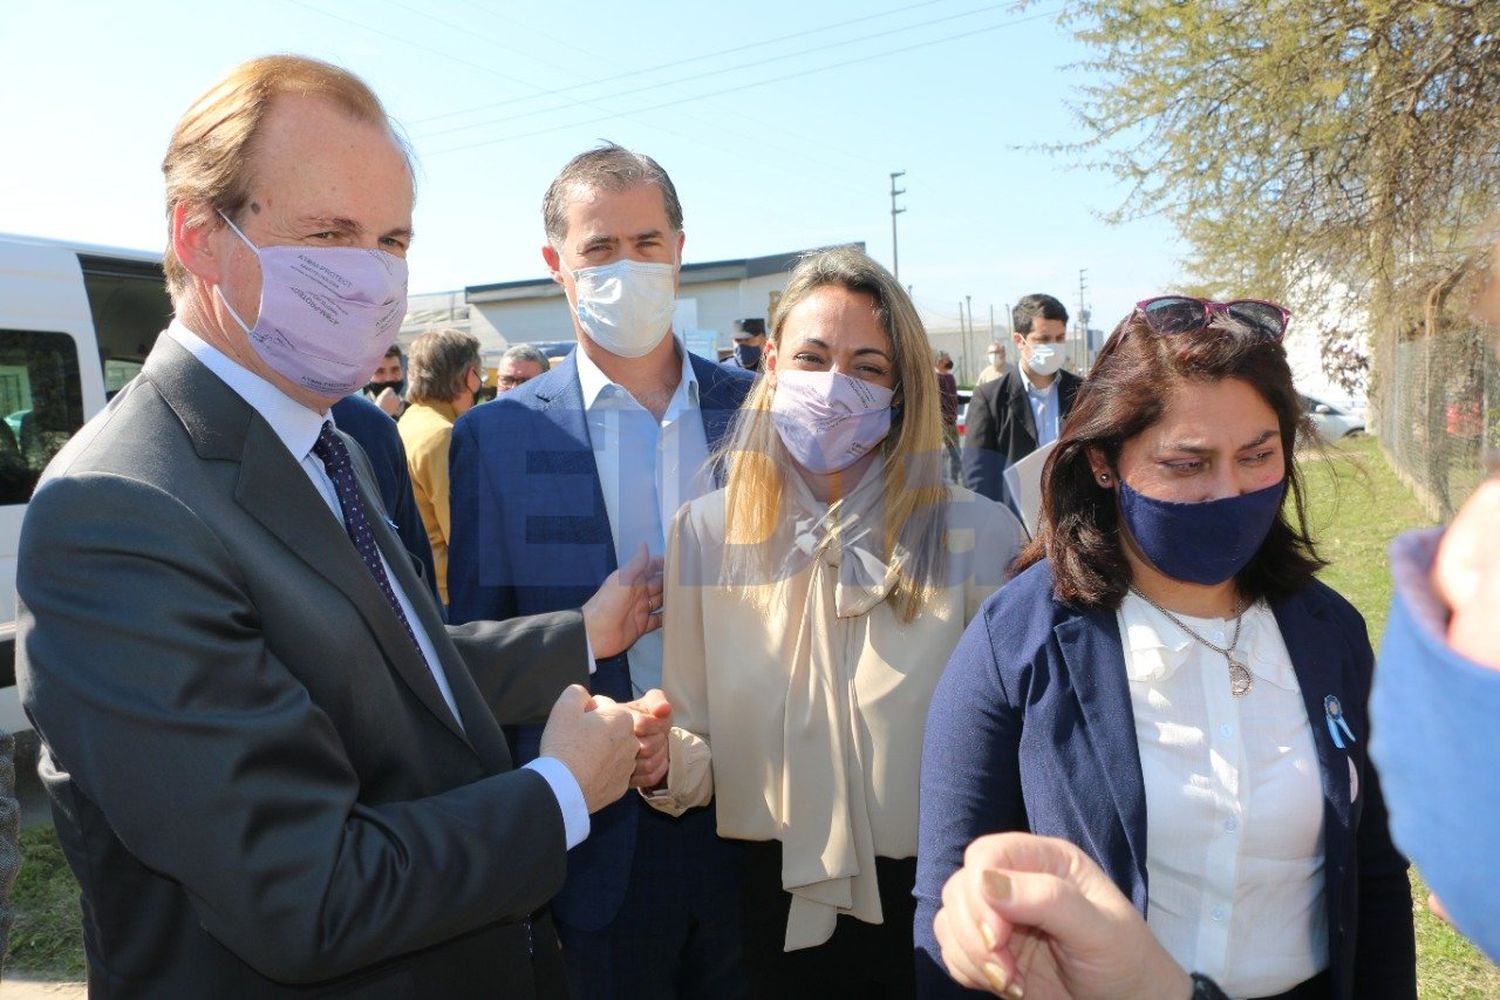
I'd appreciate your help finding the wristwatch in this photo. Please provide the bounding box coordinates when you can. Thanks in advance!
[1190,973,1231,1000]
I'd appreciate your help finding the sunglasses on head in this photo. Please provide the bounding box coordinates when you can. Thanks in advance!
[1135,295,1291,342]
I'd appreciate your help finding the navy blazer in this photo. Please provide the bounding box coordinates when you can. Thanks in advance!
[447,348,752,931]
[914,560,1415,999]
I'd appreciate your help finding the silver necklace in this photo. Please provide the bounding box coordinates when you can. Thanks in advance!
[1130,587,1253,697]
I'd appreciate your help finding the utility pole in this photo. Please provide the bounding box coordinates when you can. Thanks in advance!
[965,293,974,382]
[889,171,907,281]
[1077,268,1089,369]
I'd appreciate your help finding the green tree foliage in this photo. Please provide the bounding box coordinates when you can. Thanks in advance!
[1043,0,1500,389]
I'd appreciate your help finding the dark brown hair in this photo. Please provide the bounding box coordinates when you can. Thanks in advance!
[1013,310,1325,609]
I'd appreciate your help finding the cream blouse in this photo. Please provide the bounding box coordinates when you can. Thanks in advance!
[647,469,1024,950]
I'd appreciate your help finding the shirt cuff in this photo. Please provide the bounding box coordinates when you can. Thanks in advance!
[522,757,591,849]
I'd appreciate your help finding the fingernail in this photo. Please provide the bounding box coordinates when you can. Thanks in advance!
[982,870,1011,905]
[978,919,997,951]
[1003,982,1025,1000]
[982,962,1010,994]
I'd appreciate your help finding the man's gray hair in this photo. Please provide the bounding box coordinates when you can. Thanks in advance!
[501,343,549,369]
[542,142,683,246]
[406,328,481,403]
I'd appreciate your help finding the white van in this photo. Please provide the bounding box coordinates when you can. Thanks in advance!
[0,233,172,735]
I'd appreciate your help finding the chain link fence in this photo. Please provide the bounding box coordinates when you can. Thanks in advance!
[1371,261,1498,520]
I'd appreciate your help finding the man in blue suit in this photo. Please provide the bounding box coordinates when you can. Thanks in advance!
[449,143,753,998]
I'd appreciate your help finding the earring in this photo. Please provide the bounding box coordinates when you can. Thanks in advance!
[1097,473,1111,485]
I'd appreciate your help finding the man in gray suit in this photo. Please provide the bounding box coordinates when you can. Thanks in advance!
[15,55,664,997]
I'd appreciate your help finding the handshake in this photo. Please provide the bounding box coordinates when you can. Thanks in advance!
[540,684,673,814]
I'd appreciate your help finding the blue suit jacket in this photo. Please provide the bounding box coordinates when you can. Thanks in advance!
[448,349,752,931]
[914,560,1416,999]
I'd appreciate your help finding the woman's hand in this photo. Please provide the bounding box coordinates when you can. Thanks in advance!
[934,833,1192,1000]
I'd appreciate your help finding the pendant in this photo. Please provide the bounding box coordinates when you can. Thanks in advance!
[1227,654,1253,697]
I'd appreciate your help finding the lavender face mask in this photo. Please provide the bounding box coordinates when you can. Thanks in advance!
[771,369,895,475]
[216,212,408,398]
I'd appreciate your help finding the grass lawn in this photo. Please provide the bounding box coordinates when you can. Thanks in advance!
[1303,434,1500,999]
[3,434,1497,993]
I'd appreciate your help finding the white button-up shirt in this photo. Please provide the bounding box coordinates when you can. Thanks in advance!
[1023,375,1061,447]
[165,321,589,848]
[576,339,711,696]
[1117,592,1327,997]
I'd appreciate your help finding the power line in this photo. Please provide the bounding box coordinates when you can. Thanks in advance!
[426,7,1065,158]
[412,2,1012,141]
[409,0,959,126]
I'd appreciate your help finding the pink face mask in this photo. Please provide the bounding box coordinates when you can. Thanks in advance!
[216,212,408,399]
[770,369,895,474]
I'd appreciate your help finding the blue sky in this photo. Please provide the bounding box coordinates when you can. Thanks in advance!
[0,0,1190,337]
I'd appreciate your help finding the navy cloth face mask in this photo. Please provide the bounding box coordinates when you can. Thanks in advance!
[734,343,762,369]
[1118,478,1287,585]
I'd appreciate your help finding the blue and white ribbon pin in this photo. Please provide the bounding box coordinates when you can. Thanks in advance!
[1324,694,1357,750]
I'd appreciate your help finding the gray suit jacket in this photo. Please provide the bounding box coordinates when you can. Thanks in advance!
[16,336,588,997]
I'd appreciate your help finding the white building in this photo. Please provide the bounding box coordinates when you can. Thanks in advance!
[401,245,861,363]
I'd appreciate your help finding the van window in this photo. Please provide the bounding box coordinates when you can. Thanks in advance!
[0,329,84,504]
[80,255,172,396]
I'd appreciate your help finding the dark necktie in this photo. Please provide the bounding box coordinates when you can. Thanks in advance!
[311,422,423,655]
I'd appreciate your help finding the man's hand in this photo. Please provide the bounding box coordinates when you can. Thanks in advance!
[374,386,402,417]
[1434,477,1500,671]
[934,833,1192,1000]
[623,689,672,789]
[538,685,636,813]
[582,542,664,660]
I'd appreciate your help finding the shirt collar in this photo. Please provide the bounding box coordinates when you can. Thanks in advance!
[1024,375,1059,401]
[1118,591,1297,690]
[165,320,329,462]
[575,335,700,412]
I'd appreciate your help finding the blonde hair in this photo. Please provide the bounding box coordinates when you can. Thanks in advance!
[719,246,948,623]
[161,54,410,303]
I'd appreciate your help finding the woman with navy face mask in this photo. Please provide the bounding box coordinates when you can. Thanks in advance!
[914,299,1416,1000]
[643,247,1025,997]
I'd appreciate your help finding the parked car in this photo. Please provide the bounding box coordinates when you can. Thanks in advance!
[1300,393,1366,442]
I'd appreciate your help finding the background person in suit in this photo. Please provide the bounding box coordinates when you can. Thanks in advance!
[644,247,1023,998]
[448,143,754,998]
[16,55,660,998]
[961,294,1080,508]
[916,297,1416,1000]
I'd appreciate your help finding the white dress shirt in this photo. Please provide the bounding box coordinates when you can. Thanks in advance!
[1117,592,1327,998]
[1023,374,1061,447]
[576,338,711,696]
[165,322,589,848]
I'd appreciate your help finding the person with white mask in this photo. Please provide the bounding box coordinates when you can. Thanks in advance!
[448,142,756,998]
[642,247,1024,997]
[961,293,1083,509]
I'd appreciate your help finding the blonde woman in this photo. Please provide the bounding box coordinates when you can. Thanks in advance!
[645,247,1025,997]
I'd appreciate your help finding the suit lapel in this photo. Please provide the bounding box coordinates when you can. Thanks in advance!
[235,421,473,747]
[691,354,749,453]
[1006,374,1039,452]
[1274,589,1356,869]
[1053,610,1149,890]
[538,355,618,579]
